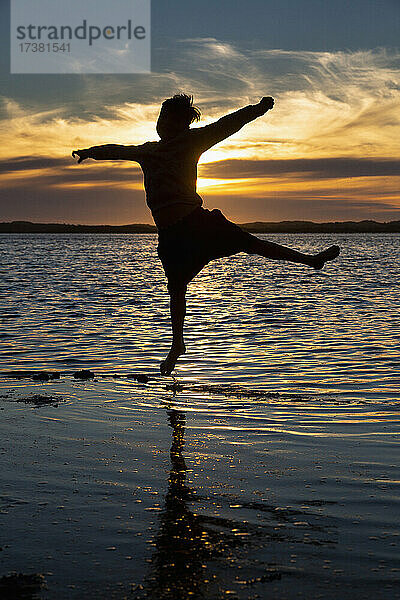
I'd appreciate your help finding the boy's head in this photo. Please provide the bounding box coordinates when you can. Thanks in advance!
[156,94,201,140]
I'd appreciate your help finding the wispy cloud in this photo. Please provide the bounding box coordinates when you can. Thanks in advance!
[0,156,143,189]
[3,41,399,159]
[201,157,400,179]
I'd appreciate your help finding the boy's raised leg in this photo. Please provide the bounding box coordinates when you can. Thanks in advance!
[247,237,340,269]
[160,285,187,375]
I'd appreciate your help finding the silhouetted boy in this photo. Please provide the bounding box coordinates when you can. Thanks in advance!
[73,94,339,375]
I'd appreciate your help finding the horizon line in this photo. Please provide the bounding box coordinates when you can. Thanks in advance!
[2,219,400,234]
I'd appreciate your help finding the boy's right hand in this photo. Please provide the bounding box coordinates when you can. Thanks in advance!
[72,148,90,163]
[258,97,275,112]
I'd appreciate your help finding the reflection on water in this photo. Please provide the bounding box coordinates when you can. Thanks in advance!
[137,407,338,600]
[1,232,400,401]
[141,410,207,599]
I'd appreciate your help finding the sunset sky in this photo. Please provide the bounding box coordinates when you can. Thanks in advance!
[1,0,400,224]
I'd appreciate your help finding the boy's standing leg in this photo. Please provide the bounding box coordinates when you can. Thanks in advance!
[161,284,187,375]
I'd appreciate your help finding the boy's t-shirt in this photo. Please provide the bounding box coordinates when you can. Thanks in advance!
[87,104,264,228]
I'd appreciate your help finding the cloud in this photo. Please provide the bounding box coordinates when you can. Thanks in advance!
[2,41,400,160]
[0,155,143,190]
[169,41,400,161]
[200,157,400,179]
[0,95,162,160]
[0,156,69,172]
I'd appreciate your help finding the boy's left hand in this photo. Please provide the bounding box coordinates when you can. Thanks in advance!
[258,97,275,112]
[72,149,90,163]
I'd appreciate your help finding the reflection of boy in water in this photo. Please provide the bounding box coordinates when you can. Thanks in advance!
[73,95,340,374]
[141,410,207,599]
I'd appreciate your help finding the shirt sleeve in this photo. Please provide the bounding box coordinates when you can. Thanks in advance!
[87,143,146,161]
[190,104,266,154]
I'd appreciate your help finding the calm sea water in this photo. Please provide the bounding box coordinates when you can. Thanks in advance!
[1,232,399,401]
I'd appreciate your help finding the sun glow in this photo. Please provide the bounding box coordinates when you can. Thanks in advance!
[197,177,253,191]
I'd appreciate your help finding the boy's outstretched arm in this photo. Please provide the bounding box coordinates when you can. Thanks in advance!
[193,97,274,153]
[72,143,142,163]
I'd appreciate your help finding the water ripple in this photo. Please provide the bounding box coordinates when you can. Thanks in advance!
[1,233,399,402]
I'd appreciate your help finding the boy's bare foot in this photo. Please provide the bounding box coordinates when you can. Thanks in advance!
[311,245,340,270]
[160,343,186,376]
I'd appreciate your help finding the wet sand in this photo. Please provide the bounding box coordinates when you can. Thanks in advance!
[0,373,399,599]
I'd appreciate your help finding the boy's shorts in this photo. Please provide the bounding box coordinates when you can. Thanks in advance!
[157,206,255,290]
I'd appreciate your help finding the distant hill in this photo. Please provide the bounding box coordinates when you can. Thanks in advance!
[0,221,156,233]
[1,220,400,233]
[240,220,400,233]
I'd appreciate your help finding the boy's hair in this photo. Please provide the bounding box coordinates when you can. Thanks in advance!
[161,93,201,125]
